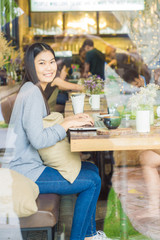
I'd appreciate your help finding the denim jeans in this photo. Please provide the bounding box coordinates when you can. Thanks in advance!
[56,92,68,105]
[36,161,101,240]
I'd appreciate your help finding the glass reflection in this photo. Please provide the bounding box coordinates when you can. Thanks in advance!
[1,0,160,239]
[30,12,63,35]
[64,12,97,35]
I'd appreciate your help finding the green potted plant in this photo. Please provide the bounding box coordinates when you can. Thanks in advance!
[0,32,22,85]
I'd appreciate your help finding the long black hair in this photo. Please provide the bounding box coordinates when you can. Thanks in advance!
[21,42,56,114]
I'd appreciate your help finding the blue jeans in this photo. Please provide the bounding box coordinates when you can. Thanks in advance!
[36,161,101,240]
[56,92,68,105]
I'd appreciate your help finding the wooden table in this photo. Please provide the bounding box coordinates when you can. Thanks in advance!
[65,96,160,152]
[65,97,160,239]
[69,126,160,152]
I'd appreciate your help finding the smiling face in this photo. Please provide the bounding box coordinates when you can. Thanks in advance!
[34,50,57,90]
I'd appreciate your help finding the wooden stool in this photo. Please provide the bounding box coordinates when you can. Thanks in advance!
[20,194,60,240]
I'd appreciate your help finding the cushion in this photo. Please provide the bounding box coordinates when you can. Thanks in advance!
[0,168,39,217]
[38,112,81,183]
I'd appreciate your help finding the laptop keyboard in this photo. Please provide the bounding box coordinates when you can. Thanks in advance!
[94,120,106,128]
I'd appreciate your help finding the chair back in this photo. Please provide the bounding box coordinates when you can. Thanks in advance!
[1,93,17,124]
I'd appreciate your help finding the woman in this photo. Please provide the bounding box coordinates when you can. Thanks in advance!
[7,43,111,240]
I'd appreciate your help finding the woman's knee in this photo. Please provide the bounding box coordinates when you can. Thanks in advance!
[82,161,99,174]
[139,150,160,167]
[139,151,148,164]
[80,162,101,189]
[89,170,101,190]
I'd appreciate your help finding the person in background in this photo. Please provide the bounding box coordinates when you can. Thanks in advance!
[44,60,84,112]
[154,68,160,85]
[138,150,160,219]
[56,61,69,106]
[79,46,86,77]
[6,42,111,240]
[105,45,117,69]
[122,68,146,88]
[127,47,151,84]
[82,39,105,80]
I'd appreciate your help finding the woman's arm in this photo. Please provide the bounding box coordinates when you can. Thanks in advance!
[107,59,117,67]
[51,77,84,92]
[22,85,66,149]
[83,62,90,78]
[22,86,92,148]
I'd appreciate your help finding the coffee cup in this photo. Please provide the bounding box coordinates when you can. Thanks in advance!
[71,94,85,114]
[89,95,100,110]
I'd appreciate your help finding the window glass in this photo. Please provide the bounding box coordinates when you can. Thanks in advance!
[30,12,63,35]
[99,12,125,35]
[64,12,97,35]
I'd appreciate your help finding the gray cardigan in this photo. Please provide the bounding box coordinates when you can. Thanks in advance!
[4,82,66,182]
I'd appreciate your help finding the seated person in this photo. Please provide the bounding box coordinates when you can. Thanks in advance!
[44,60,84,112]
[122,69,146,88]
[139,150,160,219]
[56,61,69,106]
[115,52,132,78]
[154,68,160,85]
[105,45,117,69]
[105,63,140,95]
[114,149,160,220]
[127,47,151,84]
[5,42,111,240]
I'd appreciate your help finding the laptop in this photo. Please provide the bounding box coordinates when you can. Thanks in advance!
[69,119,106,131]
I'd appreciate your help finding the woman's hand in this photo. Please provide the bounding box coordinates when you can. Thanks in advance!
[65,113,90,121]
[60,113,94,131]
